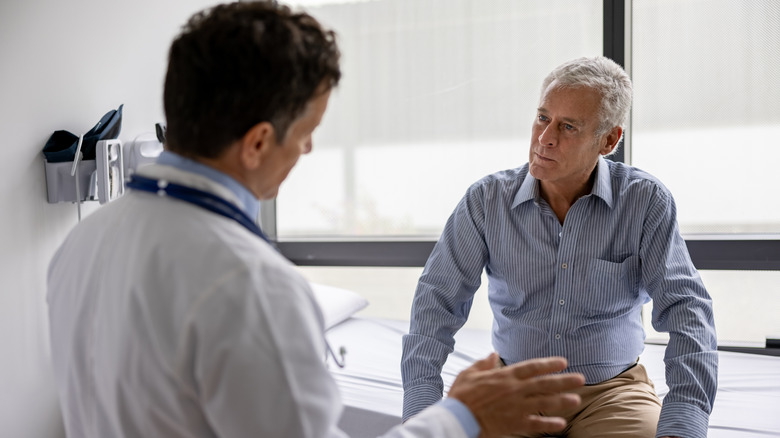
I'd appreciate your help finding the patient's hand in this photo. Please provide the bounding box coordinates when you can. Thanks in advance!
[447,353,584,438]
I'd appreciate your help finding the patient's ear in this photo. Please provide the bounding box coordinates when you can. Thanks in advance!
[238,121,276,170]
[600,126,623,156]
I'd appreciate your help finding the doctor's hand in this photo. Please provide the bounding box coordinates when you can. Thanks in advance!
[447,353,584,438]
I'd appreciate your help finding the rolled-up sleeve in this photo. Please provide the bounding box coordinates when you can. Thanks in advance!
[401,186,489,421]
[640,187,718,438]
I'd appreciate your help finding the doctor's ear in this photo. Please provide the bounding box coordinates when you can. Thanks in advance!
[238,121,277,170]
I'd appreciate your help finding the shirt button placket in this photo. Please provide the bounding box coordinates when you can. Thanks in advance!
[553,259,569,351]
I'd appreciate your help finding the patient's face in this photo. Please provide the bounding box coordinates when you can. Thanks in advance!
[528,83,613,195]
[255,87,332,200]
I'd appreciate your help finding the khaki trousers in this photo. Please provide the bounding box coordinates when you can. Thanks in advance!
[509,362,662,438]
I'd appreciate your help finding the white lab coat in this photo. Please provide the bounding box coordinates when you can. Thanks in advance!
[47,164,467,438]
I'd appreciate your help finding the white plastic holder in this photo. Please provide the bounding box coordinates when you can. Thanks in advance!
[43,138,124,206]
[44,136,94,204]
[95,139,124,204]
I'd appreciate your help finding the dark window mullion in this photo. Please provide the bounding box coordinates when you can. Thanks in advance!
[603,0,626,164]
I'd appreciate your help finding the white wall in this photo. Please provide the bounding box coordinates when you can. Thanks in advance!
[0,0,216,435]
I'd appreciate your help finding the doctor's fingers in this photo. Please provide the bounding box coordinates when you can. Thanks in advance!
[448,371,583,417]
[500,356,570,380]
[475,393,580,438]
[481,378,581,421]
[448,353,510,401]
[503,372,585,398]
[466,352,502,372]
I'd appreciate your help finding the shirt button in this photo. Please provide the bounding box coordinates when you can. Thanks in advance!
[558,232,562,237]
[555,334,561,340]
[561,262,568,269]
[559,299,565,305]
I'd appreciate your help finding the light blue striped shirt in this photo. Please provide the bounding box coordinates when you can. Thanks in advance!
[156,151,260,220]
[401,157,717,438]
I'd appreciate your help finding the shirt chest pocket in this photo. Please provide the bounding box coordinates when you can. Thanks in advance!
[583,255,640,318]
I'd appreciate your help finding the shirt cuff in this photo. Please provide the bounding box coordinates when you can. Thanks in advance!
[439,398,481,438]
[403,383,444,421]
[656,401,710,438]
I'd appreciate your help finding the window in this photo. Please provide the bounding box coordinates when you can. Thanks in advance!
[278,0,603,239]
[631,0,780,235]
[271,0,780,346]
[630,0,780,346]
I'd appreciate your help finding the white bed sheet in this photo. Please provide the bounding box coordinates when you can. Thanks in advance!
[326,317,780,438]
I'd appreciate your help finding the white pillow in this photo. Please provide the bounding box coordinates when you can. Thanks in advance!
[309,283,369,330]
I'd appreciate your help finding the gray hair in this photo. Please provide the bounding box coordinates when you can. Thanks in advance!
[540,56,632,138]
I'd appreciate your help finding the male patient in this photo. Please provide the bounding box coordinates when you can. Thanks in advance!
[46,2,585,437]
[401,56,717,438]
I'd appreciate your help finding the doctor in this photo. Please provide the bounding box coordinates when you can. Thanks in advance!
[46,2,584,437]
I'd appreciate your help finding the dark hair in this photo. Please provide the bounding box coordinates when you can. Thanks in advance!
[163,1,341,158]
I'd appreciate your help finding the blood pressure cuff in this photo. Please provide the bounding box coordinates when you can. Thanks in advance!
[42,104,123,163]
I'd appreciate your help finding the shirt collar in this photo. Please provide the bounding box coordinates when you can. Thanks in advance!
[512,170,539,208]
[511,156,614,209]
[156,151,261,220]
[592,156,614,208]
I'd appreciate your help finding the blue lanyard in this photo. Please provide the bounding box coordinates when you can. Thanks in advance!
[126,174,272,244]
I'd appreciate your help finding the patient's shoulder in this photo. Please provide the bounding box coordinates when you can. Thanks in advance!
[462,164,529,207]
